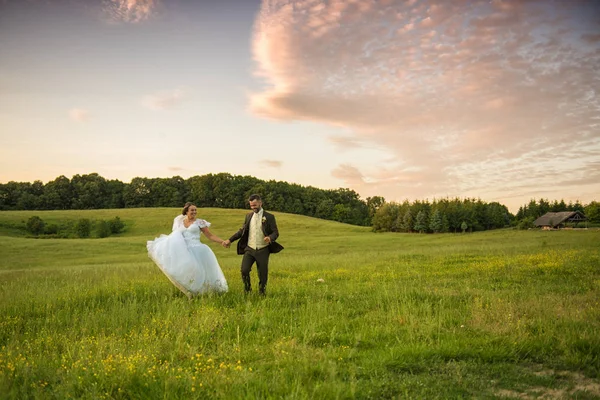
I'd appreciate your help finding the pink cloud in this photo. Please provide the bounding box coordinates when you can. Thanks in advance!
[327,135,363,150]
[582,33,600,44]
[102,0,158,24]
[259,160,283,168]
[420,17,434,28]
[331,164,365,185]
[142,87,187,111]
[249,0,600,205]
[69,108,90,122]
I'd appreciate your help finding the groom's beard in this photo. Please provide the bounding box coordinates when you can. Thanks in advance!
[253,209,260,213]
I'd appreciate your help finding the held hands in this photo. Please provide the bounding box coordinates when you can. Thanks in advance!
[219,238,269,248]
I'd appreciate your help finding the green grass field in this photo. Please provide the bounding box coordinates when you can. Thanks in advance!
[1,208,599,399]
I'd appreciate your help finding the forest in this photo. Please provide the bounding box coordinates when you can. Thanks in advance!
[1,173,598,231]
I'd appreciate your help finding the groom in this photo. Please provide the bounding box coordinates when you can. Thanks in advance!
[223,194,283,295]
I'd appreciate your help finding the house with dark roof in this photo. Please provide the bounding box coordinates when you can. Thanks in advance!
[533,211,587,229]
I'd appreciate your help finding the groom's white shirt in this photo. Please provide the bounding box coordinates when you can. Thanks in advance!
[248,208,267,250]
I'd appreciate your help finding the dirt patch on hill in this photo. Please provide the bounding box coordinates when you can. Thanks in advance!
[495,367,600,399]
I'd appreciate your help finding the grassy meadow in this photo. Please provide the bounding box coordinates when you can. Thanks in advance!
[0,208,599,399]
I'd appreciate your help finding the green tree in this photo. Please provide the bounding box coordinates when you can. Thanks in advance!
[400,210,413,232]
[263,190,285,212]
[332,204,352,223]
[441,214,450,233]
[315,199,334,219]
[517,217,535,230]
[300,187,325,217]
[372,202,400,232]
[461,221,468,233]
[366,196,386,219]
[71,173,109,209]
[5,183,22,209]
[44,224,59,235]
[17,192,40,210]
[109,217,125,234]
[584,201,600,223]
[211,173,235,208]
[414,210,428,233]
[557,199,567,211]
[486,202,509,229]
[26,216,45,235]
[188,174,216,207]
[526,199,539,219]
[105,179,125,208]
[288,198,304,215]
[516,206,525,220]
[445,199,463,232]
[75,219,92,238]
[538,198,550,216]
[41,175,72,209]
[95,220,111,238]
[429,209,443,233]
[152,176,189,207]
[123,177,153,208]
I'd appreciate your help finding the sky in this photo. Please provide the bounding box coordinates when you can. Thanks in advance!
[1,0,599,212]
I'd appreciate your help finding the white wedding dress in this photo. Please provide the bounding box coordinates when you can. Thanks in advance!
[147,215,228,297]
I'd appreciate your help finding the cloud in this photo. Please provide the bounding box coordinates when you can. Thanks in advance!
[259,160,283,168]
[168,166,184,172]
[249,0,600,206]
[69,108,90,122]
[327,135,363,150]
[331,164,365,185]
[582,33,600,44]
[102,0,158,23]
[142,87,187,111]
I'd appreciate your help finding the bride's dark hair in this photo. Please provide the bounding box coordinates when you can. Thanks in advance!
[182,202,196,215]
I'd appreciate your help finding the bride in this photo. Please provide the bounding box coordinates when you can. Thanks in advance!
[147,202,228,297]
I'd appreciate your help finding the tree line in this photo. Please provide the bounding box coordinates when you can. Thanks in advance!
[26,215,125,238]
[371,198,511,233]
[0,173,372,226]
[373,197,599,233]
[2,173,598,231]
[514,198,600,228]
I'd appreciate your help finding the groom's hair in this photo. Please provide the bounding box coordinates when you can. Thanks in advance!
[248,194,262,202]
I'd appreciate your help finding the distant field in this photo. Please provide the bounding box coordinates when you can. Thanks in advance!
[1,208,599,399]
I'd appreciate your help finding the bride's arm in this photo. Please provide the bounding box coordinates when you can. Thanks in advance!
[201,227,226,246]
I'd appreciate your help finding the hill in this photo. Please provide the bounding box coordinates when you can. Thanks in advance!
[0,208,599,398]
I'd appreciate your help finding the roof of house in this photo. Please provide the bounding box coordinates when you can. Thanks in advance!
[533,211,587,227]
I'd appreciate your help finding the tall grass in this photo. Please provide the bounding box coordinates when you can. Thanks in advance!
[1,208,599,399]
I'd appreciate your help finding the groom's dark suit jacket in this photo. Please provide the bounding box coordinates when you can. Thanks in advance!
[229,211,284,255]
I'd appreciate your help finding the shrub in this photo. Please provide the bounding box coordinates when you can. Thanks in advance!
[44,224,59,235]
[517,217,535,230]
[26,216,45,235]
[109,216,125,234]
[75,218,92,238]
[95,220,111,238]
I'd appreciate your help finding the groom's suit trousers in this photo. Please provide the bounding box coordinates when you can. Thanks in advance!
[241,246,270,293]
